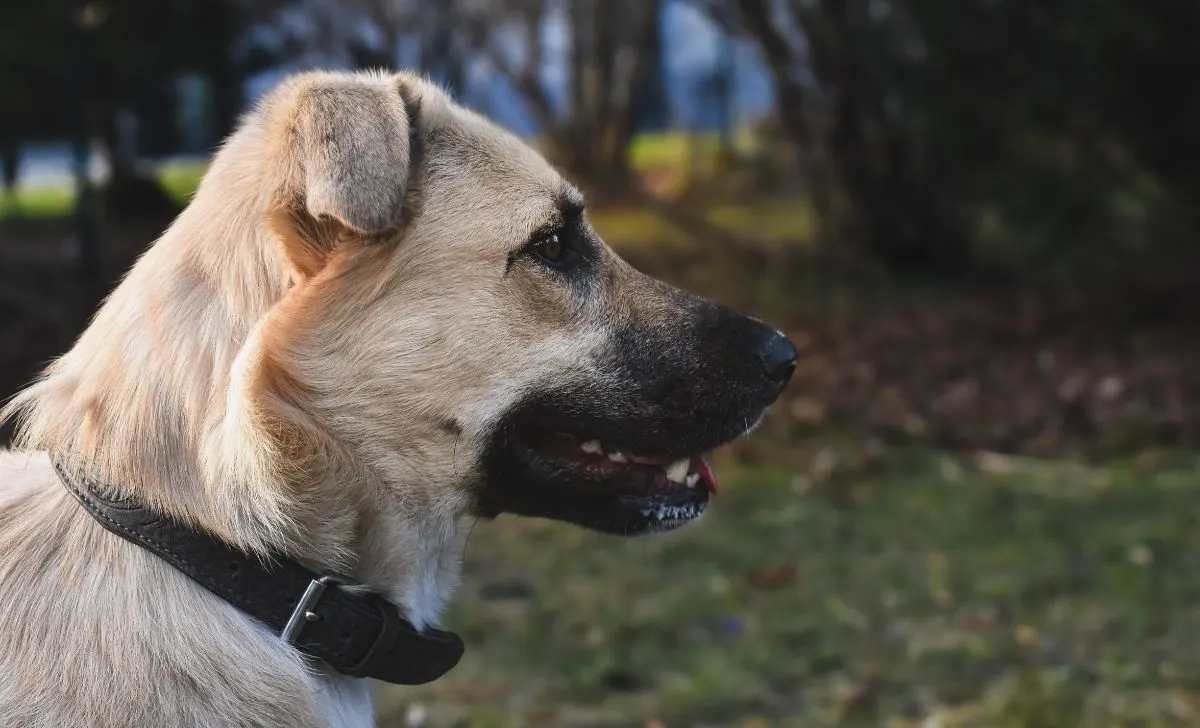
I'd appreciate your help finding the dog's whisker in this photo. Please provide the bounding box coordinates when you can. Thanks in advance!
[461,516,481,563]
[451,429,462,483]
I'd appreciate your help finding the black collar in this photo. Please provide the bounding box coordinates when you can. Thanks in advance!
[54,459,464,686]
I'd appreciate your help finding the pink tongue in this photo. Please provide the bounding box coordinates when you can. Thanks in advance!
[691,456,718,493]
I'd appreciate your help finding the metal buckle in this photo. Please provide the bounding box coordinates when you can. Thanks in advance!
[280,575,346,645]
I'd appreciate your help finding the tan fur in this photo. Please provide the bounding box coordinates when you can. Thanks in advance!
[0,69,624,727]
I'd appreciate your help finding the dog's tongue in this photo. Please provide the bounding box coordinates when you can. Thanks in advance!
[692,456,718,493]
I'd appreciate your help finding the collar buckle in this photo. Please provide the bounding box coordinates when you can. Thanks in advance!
[281,574,349,645]
[55,457,465,685]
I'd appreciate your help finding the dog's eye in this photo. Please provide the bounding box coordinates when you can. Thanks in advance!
[535,232,563,261]
[531,230,570,267]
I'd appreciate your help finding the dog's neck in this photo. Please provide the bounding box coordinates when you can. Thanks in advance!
[4,126,463,627]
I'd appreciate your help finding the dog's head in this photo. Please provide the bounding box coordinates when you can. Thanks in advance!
[236,71,796,538]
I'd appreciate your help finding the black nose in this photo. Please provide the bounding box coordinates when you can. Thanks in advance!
[757,329,798,386]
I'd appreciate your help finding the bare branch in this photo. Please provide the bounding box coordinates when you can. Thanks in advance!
[736,0,812,146]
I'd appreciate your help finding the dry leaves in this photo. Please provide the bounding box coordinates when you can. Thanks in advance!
[776,276,1199,457]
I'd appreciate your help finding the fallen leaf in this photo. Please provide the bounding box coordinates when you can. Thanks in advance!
[751,564,795,589]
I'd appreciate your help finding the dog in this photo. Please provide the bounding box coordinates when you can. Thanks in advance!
[0,69,796,727]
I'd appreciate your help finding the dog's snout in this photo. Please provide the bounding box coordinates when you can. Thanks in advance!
[756,329,798,387]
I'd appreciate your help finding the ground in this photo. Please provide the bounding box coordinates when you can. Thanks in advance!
[1,137,1197,727]
[374,444,1200,728]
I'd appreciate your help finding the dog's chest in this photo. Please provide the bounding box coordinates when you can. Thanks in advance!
[321,672,376,728]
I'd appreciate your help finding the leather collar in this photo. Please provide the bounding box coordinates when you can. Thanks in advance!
[54,459,464,686]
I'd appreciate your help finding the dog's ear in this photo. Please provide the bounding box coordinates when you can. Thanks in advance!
[293,79,412,236]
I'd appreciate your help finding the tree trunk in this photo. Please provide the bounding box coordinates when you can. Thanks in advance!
[738,0,973,277]
[94,100,175,221]
[736,0,841,254]
[812,0,972,277]
[469,0,659,191]
[601,0,661,180]
[0,142,19,202]
[553,0,661,189]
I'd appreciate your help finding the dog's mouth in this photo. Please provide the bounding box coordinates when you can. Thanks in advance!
[482,428,719,536]
[520,431,718,495]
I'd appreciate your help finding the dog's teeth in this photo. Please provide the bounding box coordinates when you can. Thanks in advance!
[607,451,627,463]
[665,458,689,483]
[685,473,699,488]
[580,440,603,454]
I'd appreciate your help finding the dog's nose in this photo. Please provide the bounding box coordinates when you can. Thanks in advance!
[757,330,798,386]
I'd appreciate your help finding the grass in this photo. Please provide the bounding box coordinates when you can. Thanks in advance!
[0,185,75,219]
[590,198,814,256]
[158,161,208,204]
[375,442,1200,727]
[0,160,209,219]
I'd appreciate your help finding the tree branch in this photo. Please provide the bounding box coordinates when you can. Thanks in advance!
[736,0,813,148]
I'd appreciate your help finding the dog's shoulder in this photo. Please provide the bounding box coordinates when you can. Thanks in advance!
[0,450,344,728]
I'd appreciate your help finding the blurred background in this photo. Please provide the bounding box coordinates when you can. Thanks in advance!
[2,0,1200,725]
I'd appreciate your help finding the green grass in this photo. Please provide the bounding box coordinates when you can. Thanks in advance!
[0,161,207,220]
[590,198,814,256]
[375,442,1200,727]
[157,161,207,204]
[629,130,763,171]
[0,185,75,219]
[629,132,718,170]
